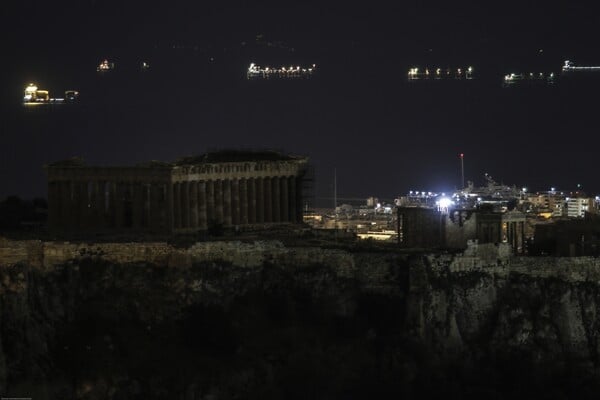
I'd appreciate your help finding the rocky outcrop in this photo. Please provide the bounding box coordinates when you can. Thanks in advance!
[1,239,600,399]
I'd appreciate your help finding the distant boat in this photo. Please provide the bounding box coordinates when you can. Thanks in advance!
[407,66,474,81]
[23,83,49,103]
[97,59,115,72]
[247,62,316,79]
[503,72,555,87]
[562,60,600,72]
[23,83,77,105]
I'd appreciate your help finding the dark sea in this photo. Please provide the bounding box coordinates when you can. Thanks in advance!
[2,45,599,204]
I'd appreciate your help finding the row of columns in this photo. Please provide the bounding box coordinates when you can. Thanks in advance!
[172,176,301,231]
[48,180,169,231]
[48,176,303,232]
[504,220,526,254]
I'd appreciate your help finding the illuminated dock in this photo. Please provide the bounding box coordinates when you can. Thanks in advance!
[247,63,316,79]
[407,66,474,81]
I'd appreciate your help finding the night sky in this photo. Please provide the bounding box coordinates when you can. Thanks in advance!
[1,1,599,203]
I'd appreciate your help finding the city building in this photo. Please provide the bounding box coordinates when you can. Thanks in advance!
[565,196,592,218]
[526,190,594,218]
[45,151,309,234]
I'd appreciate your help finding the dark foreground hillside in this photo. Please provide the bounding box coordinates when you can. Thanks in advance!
[1,240,600,399]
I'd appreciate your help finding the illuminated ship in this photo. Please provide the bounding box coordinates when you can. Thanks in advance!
[97,59,115,72]
[407,66,473,81]
[562,60,600,72]
[502,72,555,87]
[247,62,316,79]
[23,84,77,105]
[23,83,50,103]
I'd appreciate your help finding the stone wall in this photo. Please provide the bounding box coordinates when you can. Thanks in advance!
[0,238,356,272]
[3,238,600,284]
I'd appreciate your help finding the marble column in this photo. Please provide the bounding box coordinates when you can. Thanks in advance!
[143,184,151,228]
[280,177,289,222]
[150,184,162,230]
[223,179,232,227]
[182,181,190,229]
[520,221,525,254]
[166,183,174,231]
[215,180,224,224]
[289,176,297,223]
[263,177,272,223]
[248,178,256,224]
[107,182,116,228]
[240,179,248,225]
[198,181,208,230]
[77,182,89,228]
[190,181,199,229]
[295,176,303,222]
[115,182,124,229]
[232,179,240,226]
[271,176,280,223]
[255,177,264,223]
[173,182,181,229]
[207,180,216,224]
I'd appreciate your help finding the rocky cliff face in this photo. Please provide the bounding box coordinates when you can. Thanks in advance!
[1,239,600,399]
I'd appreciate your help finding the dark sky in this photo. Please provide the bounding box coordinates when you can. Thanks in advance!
[1,1,599,203]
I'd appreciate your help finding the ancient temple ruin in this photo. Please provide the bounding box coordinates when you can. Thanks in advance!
[44,151,309,233]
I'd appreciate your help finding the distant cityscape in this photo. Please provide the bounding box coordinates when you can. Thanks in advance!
[305,170,600,256]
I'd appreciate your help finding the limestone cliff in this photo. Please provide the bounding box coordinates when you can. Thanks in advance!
[1,239,600,399]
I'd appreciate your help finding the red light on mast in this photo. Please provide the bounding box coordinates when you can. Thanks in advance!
[459,153,464,158]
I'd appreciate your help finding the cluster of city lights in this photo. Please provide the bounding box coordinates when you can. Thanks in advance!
[247,62,316,79]
[407,66,474,80]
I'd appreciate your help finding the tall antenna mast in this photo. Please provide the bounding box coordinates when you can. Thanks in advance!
[460,153,465,190]
[334,167,337,211]
[334,167,338,238]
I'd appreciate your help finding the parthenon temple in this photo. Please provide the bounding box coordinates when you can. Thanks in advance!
[45,151,309,233]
